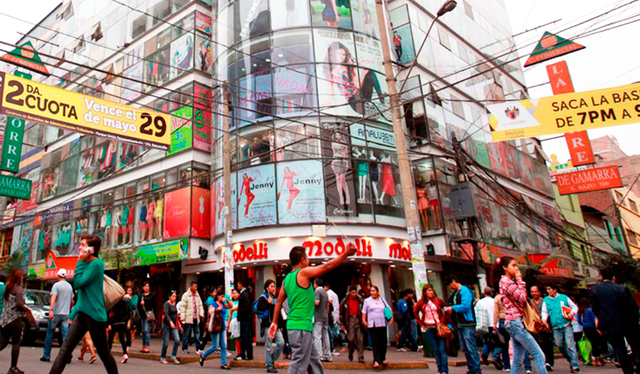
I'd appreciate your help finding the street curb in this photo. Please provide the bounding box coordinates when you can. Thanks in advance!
[115,350,429,370]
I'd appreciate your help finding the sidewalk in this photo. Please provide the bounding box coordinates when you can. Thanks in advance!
[111,335,436,370]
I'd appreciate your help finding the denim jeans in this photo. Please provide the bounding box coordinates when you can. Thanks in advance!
[141,317,152,347]
[202,330,227,366]
[553,325,580,370]
[44,314,69,359]
[426,327,449,374]
[264,327,285,369]
[182,323,201,351]
[313,320,331,360]
[161,324,180,360]
[398,321,418,351]
[504,319,548,374]
[458,326,482,373]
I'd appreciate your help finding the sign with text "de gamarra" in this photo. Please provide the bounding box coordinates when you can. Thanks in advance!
[556,165,623,195]
[0,72,171,150]
[0,174,32,200]
[488,83,640,142]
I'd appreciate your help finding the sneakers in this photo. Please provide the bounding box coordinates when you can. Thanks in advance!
[40,357,51,362]
[526,371,533,374]
[8,368,24,374]
[140,346,150,353]
[571,368,581,373]
[266,368,278,373]
[397,347,409,352]
[183,350,190,355]
[331,350,340,356]
[502,369,511,372]
[546,364,554,372]
[121,354,128,364]
[234,356,244,361]
[200,356,206,366]
[89,356,97,364]
[196,349,204,355]
[161,359,169,365]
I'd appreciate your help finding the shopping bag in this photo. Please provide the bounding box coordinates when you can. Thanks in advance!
[578,334,592,364]
[103,275,125,310]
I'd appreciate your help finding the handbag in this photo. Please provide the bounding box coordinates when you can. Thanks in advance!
[522,300,543,334]
[103,275,125,310]
[382,299,393,322]
[207,306,223,333]
[426,301,452,339]
[145,310,156,323]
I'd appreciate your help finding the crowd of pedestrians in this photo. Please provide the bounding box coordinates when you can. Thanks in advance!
[1,239,640,374]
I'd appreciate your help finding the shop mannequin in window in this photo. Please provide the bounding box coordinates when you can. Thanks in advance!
[105,207,113,248]
[240,140,251,168]
[99,140,117,174]
[379,153,396,206]
[139,200,147,242]
[113,206,122,247]
[120,144,139,169]
[331,132,351,208]
[369,151,380,204]
[415,176,430,231]
[124,202,134,245]
[154,196,163,239]
[99,210,107,238]
[353,148,369,203]
[427,177,440,229]
[146,198,156,241]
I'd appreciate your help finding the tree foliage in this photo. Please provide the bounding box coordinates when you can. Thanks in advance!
[594,252,640,293]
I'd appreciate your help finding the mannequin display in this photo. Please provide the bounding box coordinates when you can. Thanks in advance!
[331,132,350,208]
[415,177,430,231]
[427,179,441,229]
[125,202,134,245]
[120,203,129,246]
[100,210,108,237]
[155,196,164,239]
[105,207,113,248]
[368,151,380,204]
[113,207,122,247]
[139,200,148,242]
[379,153,396,205]
[146,198,156,240]
[120,144,139,169]
[240,140,251,168]
[353,148,369,203]
[99,140,117,174]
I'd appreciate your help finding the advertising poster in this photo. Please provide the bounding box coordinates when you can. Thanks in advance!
[321,123,357,217]
[196,34,213,73]
[277,160,326,224]
[351,0,378,38]
[163,187,191,239]
[393,25,416,64]
[194,84,212,151]
[355,34,383,72]
[16,180,38,214]
[191,186,211,238]
[273,65,317,117]
[237,164,277,228]
[311,0,352,29]
[231,68,273,128]
[170,33,194,79]
[133,238,189,266]
[214,177,237,236]
[350,123,396,150]
[236,0,270,40]
[168,106,193,155]
[270,0,309,29]
[195,11,212,34]
[18,223,32,269]
[121,61,143,103]
[314,30,359,117]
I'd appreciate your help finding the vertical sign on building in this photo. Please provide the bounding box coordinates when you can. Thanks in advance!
[1,71,31,173]
[546,61,595,166]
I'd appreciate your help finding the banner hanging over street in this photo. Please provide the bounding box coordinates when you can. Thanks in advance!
[0,72,172,150]
[488,83,640,142]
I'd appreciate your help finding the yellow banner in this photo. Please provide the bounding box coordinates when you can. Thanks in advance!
[0,72,171,150]
[488,83,640,142]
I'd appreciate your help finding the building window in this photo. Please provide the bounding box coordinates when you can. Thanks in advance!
[628,230,638,246]
[629,199,638,213]
[604,219,613,239]
[463,1,474,20]
[615,227,623,243]
[615,191,625,205]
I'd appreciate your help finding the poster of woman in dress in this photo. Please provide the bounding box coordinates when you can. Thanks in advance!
[351,0,377,38]
[170,34,194,79]
[277,161,326,224]
[393,24,416,64]
[214,177,237,235]
[321,123,357,217]
[310,0,352,29]
[197,34,212,72]
[270,0,309,29]
[237,164,277,229]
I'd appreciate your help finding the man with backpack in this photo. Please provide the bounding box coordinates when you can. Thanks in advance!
[257,279,285,373]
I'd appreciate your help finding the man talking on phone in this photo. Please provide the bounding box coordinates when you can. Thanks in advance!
[49,235,118,374]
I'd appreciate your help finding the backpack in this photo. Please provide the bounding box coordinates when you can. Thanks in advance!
[252,293,270,320]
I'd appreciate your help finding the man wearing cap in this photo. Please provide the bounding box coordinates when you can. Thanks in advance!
[41,269,74,362]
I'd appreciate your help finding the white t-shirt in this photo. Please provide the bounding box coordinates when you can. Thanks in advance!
[476,296,495,327]
[326,289,340,325]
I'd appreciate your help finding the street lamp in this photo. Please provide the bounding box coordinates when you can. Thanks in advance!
[398,0,457,94]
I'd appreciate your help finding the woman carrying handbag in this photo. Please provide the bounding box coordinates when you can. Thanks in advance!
[415,284,450,374]
[138,282,156,353]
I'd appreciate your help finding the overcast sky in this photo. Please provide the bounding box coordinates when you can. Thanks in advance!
[0,1,638,164]
[506,0,640,162]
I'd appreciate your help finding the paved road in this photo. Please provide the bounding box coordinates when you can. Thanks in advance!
[0,342,625,374]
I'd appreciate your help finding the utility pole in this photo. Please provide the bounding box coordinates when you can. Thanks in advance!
[222,82,234,295]
[376,0,427,298]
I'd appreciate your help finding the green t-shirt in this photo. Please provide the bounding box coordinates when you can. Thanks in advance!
[69,258,107,322]
[284,268,315,332]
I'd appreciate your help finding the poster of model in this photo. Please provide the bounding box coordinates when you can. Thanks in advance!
[196,34,212,73]
[237,164,277,228]
[170,33,194,79]
[276,160,326,224]
[311,0,352,29]
[121,61,143,103]
[321,123,357,217]
[270,0,309,29]
[355,34,383,73]
[214,177,237,235]
[351,0,378,38]
[393,24,416,64]
[314,30,359,117]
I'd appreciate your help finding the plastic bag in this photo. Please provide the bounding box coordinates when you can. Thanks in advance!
[578,334,592,364]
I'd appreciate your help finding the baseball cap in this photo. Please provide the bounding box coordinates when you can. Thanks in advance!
[57,268,67,278]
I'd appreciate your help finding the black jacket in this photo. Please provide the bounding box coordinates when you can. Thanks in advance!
[237,288,253,322]
[108,299,128,325]
[590,281,639,335]
[138,292,156,315]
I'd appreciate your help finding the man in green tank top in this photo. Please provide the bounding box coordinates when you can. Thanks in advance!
[269,244,356,374]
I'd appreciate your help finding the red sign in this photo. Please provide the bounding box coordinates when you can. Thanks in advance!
[556,165,623,195]
[191,187,211,239]
[1,42,50,76]
[546,61,574,94]
[44,251,78,280]
[16,180,38,214]
[565,131,595,166]
[524,32,585,67]
[528,254,574,278]
[163,187,191,239]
